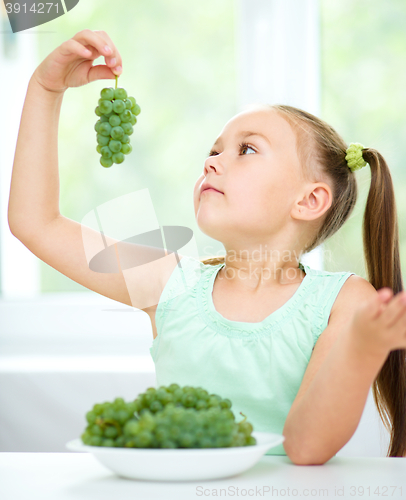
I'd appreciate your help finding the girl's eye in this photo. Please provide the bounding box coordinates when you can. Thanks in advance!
[240,143,256,155]
[207,143,255,157]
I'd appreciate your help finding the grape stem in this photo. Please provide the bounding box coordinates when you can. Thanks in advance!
[239,412,247,425]
[115,75,118,89]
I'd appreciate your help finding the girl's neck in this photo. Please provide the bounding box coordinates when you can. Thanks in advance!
[219,258,305,293]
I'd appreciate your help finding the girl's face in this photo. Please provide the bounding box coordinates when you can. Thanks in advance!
[193,108,305,248]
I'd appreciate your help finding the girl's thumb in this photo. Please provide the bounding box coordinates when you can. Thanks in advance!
[88,64,119,84]
[377,287,393,302]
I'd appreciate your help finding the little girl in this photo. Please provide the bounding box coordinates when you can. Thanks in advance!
[8,30,406,464]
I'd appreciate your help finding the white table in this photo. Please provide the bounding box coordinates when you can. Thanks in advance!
[0,453,405,500]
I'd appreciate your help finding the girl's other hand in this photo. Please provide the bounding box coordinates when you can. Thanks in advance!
[32,29,123,94]
[350,287,406,358]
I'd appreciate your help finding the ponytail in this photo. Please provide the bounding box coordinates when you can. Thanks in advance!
[362,148,406,457]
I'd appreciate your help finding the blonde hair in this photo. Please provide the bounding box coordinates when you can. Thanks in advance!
[200,104,406,457]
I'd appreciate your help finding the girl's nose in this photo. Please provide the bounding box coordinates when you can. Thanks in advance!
[204,155,222,175]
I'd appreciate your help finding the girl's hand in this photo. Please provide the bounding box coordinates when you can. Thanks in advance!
[351,287,406,358]
[32,29,122,93]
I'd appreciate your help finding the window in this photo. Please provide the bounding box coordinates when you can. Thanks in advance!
[320,0,406,276]
[2,0,325,300]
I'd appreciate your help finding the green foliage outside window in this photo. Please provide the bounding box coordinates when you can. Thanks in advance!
[321,0,406,277]
[37,0,237,292]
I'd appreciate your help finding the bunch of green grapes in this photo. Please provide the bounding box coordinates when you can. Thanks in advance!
[94,77,141,168]
[81,384,256,449]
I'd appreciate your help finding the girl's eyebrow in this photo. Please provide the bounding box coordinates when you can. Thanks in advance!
[211,131,272,149]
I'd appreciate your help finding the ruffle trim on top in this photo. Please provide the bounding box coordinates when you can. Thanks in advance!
[196,261,315,339]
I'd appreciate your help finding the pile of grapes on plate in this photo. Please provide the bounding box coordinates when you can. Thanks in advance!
[95,80,141,168]
[81,384,256,449]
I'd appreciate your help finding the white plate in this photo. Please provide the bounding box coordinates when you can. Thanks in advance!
[66,431,284,481]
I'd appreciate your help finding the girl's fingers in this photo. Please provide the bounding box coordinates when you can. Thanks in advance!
[73,29,122,75]
[88,64,117,83]
[367,288,391,320]
[59,38,92,59]
[93,30,122,70]
[72,29,112,59]
[382,291,406,327]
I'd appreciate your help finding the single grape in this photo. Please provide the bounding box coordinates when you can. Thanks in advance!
[222,399,232,409]
[121,143,132,155]
[93,404,103,415]
[179,432,195,448]
[100,115,109,123]
[135,430,153,447]
[113,99,126,114]
[110,126,124,141]
[81,432,91,444]
[94,120,101,133]
[100,146,112,159]
[128,96,136,108]
[99,122,112,137]
[109,114,121,127]
[97,134,110,146]
[102,438,115,447]
[89,435,102,446]
[112,152,125,164]
[239,421,253,436]
[99,100,113,114]
[90,424,103,436]
[115,435,126,447]
[95,106,103,117]
[124,99,132,110]
[104,426,118,439]
[121,122,133,135]
[86,411,97,425]
[96,145,103,154]
[130,114,137,126]
[150,400,164,413]
[196,399,208,410]
[109,140,122,153]
[246,436,257,446]
[100,87,115,100]
[100,157,113,168]
[121,134,130,144]
[132,103,141,116]
[114,88,128,100]
[182,393,197,408]
[119,110,132,123]
[207,396,221,408]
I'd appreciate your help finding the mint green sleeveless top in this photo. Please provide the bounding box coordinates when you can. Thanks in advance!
[149,256,355,455]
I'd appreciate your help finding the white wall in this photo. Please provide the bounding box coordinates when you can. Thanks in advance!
[0,13,41,297]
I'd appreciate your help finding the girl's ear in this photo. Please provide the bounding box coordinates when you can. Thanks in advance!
[292,182,333,221]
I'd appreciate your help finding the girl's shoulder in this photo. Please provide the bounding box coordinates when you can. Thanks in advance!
[328,274,377,323]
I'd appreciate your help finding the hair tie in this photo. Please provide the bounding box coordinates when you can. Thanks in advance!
[345,143,367,172]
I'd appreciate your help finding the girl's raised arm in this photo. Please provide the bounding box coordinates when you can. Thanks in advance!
[7,30,180,317]
[9,29,121,232]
